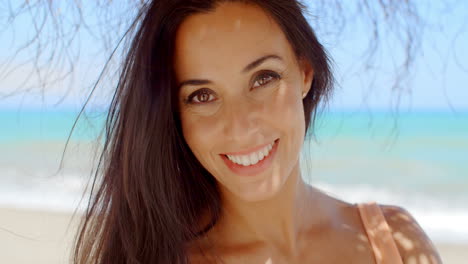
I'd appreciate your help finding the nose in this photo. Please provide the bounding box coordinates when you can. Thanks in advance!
[222,99,261,142]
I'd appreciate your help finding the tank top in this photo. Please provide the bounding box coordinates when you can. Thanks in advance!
[357,202,404,264]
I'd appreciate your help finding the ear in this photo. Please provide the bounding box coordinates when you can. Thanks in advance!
[299,58,314,99]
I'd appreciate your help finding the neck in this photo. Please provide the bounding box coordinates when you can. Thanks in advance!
[216,162,317,257]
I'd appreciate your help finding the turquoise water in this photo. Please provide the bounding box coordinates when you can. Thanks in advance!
[1,109,106,142]
[306,110,468,184]
[1,109,468,243]
[2,109,467,185]
[3,109,467,141]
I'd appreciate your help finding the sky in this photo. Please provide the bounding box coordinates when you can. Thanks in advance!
[0,1,467,111]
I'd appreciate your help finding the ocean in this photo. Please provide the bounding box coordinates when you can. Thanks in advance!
[1,109,467,244]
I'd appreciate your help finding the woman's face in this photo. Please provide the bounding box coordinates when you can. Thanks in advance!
[175,2,313,202]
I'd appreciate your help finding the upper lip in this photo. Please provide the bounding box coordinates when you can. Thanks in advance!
[221,139,277,156]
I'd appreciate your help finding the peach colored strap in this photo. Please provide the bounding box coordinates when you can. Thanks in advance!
[357,202,403,264]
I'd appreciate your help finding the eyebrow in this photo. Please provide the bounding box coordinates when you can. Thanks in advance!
[178,54,283,89]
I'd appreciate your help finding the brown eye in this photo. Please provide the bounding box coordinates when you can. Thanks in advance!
[252,71,281,89]
[196,91,211,102]
[187,88,215,104]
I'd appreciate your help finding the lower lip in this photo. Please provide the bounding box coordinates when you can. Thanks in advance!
[220,139,279,177]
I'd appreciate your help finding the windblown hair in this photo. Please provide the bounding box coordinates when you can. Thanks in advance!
[73,0,333,263]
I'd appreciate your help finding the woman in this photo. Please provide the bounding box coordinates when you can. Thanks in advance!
[73,0,442,263]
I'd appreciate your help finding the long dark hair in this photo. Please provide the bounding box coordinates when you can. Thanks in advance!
[73,0,333,263]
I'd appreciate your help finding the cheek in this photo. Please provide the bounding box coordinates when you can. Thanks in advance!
[270,81,305,131]
[269,81,306,171]
[181,114,219,161]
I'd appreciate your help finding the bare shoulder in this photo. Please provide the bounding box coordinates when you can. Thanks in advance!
[379,204,443,264]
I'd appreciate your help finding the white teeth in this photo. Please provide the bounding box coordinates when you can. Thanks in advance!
[261,147,268,157]
[226,140,276,166]
[257,151,264,161]
[249,152,259,165]
[241,156,250,166]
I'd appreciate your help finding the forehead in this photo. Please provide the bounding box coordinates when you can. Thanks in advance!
[174,2,295,81]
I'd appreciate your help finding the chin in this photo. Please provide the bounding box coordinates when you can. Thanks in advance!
[231,173,288,203]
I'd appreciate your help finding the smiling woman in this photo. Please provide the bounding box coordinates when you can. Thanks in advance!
[72,1,441,263]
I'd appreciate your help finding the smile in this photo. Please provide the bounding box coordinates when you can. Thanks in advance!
[220,139,279,176]
[224,141,275,166]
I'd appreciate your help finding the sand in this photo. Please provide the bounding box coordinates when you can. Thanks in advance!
[0,206,466,263]
[0,207,81,264]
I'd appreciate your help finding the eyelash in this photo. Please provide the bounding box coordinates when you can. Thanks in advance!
[184,71,282,105]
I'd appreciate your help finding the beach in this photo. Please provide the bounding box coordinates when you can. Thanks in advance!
[1,110,467,263]
[0,207,81,264]
[0,206,466,264]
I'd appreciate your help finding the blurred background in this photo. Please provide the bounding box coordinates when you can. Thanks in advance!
[1,0,467,263]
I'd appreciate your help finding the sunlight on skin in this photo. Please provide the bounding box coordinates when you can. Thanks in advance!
[356,244,367,252]
[374,247,383,262]
[419,254,430,264]
[357,233,369,242]
[398,213,412,222]
[359,204,404,263]
[248,78,303,198]
[356,232,370,252]
[407,255,417,264]
[393,231,414,251]
[406,254,436,264]
[383,206,443,264]
[373,222,393,261]
[341,222,371,252]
